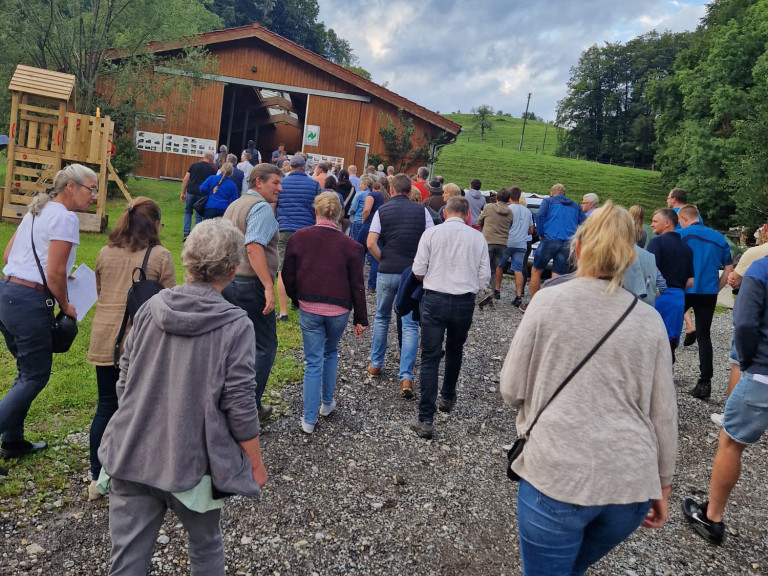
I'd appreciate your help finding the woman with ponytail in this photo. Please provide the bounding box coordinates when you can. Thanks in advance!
[85,197,176,499]
[198,162,238,219]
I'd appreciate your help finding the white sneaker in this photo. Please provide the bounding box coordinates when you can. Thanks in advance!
[300,419,315,434]
[319,401,336,417]
[711,413,724,427]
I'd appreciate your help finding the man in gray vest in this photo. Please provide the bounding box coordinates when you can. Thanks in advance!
[222,164,283,420]
[366,173,434,399]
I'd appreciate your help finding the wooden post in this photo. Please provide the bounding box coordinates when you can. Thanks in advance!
[3,92,19,211]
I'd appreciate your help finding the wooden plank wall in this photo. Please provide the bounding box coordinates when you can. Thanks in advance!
[131,37,444,178]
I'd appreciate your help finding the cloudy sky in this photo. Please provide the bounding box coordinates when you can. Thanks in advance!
[317,0,707,121]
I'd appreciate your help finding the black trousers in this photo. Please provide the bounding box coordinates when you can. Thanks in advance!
[684,293,718,382]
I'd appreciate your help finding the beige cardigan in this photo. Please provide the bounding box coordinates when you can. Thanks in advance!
[87,245,176,366]
[500,277,678,506]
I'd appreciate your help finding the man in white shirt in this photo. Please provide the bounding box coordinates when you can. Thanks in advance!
[237,152,254,196]
[410,196,490,439]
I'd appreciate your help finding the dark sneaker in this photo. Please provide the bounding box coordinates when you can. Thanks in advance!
[258,404,274,420]
[437,396,456,413]
[682,498,724,545]
[410,418,434,439]
[277,314,289,322]
[512,296,522,308]
[689,380,711,399]
[683,331,697,346]
[519,301,528,313]
[478,293,493,308]
[290,301,300,311]
[0,440,47,459]
[493,290,501,300]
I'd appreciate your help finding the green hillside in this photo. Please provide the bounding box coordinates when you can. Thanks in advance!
[435,114,667,214]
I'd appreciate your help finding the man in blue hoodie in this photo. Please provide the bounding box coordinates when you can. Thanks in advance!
[528,183,586,300]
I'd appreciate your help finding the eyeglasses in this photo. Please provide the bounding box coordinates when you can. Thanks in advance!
[76,182,98,193]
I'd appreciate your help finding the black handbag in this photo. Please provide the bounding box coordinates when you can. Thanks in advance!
[506,296,638,481]
[30,215,79,354]
[192,193,209,216]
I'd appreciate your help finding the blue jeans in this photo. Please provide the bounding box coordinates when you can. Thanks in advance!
[533,238,571,274]
[184,193,203,237]
[517,479,650,576]
[299,310,350,425]
[370,272,418,380]
[0,280,54,442]
[418,291,475,423]
[222,276,277,408]
[90,365,120,478]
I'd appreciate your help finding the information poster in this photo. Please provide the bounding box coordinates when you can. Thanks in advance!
[307,153,344,168]
[160,133,217,157]
[135,131,163,152]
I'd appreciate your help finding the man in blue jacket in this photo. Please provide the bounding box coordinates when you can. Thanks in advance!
[679,205,733,398]
[682,254,768,545]
[528,183,586,301]
[276,155,321,320]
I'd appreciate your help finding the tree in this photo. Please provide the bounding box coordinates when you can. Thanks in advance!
[376,109,449,172]
[521,111,542,121]
[208,0,357,67]
[471,104,494,141]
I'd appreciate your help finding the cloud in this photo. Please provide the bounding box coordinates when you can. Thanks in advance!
[317,0,705,119]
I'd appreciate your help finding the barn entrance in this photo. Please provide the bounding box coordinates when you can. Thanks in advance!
[218,83,306,161]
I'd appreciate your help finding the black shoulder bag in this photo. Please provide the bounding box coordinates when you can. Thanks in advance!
[113,246,165,367]
[506,296,638,481]
[30,215,79,353]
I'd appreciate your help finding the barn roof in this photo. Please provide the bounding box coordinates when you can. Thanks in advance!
[108,24,461,136]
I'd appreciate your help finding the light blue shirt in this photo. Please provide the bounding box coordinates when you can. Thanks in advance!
[244,190,279,247]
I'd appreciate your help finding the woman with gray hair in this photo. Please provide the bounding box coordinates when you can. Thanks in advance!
[0,164,96,462]
[98,218,268,575]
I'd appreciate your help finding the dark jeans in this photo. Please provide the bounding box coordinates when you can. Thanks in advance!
[222,276,277,408]
[202,207,226,220]
[418,291,475,423]
[0,280,53,443]
[684,293,718,382]
[90,365,120,478]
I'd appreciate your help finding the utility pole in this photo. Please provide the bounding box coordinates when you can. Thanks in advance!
[518,92,532,151]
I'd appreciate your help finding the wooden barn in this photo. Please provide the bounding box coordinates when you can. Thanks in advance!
[111,24,461,179]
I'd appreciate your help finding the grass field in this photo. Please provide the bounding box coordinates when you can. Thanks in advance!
[0,177,304,500]
[435,114,667,217]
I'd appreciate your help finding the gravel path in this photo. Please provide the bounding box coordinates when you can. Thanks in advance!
[2,287,767,575]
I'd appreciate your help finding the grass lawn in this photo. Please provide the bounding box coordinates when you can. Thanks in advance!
[436,114,667,218]
[0,177,304,500]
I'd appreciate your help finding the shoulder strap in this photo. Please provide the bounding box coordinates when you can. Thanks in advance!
[114,245,153,367]
[30,215,57,313]
[523,296,638,438]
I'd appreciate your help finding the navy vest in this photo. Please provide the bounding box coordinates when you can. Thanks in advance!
[378,196,427,274]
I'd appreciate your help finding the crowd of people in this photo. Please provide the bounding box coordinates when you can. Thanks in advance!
[0,148,766,574]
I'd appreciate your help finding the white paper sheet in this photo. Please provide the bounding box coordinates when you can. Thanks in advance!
[67,264,98,322]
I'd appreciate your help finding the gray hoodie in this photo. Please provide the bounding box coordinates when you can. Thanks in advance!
[465,188,486,224]
[99,282,262,498]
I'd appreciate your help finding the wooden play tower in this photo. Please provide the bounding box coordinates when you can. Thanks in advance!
[2,64,130,231]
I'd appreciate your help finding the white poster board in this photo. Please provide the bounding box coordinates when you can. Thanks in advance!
[307,153,344,168]
[160,133,217,157]
[135,131,163,152]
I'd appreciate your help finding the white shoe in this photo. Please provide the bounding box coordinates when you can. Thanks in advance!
[319,401,336,417]
[300,419,315,434]
[711,413,724,427]
[88,480,104,501]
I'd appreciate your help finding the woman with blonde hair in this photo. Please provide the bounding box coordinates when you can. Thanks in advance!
[282,193,368,433]
[86,197,176,499]
[0,164,96,462]
[500,202,677,575]
[629,205,647,247]
[198,162,238,219]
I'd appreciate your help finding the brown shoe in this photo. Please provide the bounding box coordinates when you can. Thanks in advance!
[367,365,381,376]
[400,379,414,399]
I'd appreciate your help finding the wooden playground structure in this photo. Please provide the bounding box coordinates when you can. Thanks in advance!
[1,64,130,232]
